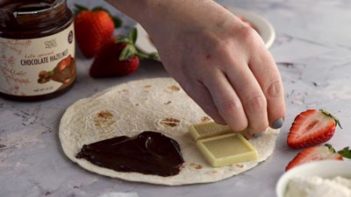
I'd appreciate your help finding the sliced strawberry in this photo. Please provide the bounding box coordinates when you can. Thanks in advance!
[287,109,341,149]
[285,144,344,171]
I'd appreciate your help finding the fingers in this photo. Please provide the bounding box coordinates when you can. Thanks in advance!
[249,46,286,129]
[222,58,269,133]
[204,69,248,132]
[178,79,226,124]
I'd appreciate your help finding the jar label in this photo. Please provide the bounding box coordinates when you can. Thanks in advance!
[0,23,76,96]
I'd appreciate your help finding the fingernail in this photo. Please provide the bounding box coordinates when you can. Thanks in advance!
[271,118,284,129]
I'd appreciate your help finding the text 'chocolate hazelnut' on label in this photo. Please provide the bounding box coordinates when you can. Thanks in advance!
[0,24,76,97]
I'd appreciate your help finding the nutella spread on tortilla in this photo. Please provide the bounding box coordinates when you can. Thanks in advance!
[76,131,184,177]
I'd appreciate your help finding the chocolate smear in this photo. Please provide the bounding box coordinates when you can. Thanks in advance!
[76,131,184,177]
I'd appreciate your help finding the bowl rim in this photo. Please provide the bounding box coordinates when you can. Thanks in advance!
[227,7,276,49]
[276,160,351,197]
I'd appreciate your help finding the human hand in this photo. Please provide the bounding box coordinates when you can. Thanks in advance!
[107,0,286,136]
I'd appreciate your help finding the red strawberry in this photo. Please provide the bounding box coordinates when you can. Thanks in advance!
[89,28,158,78]
[74,5,116,58]
[285,144,351,171]
[90,41,140,78]
[287,109,341,149]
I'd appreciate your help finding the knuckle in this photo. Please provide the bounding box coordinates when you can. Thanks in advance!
[266,80,283,98]
[212,40,233,58]
[238,25,257,43]
[218,98,242,113]
[244,94,267,113]
[218,99,248,131]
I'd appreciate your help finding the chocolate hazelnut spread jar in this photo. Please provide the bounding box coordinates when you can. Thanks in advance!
[0,0,76,101]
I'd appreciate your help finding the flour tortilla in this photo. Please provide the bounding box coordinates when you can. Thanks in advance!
[59,77,279,185]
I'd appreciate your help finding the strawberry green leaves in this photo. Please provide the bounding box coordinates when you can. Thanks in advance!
[320,109,342,129]
[338,146,351,159]
[118,28,159,61]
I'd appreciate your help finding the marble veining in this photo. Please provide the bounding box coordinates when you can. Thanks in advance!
[1,0,351,196]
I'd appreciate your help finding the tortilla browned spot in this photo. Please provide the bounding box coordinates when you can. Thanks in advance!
[168,85,180,92]
[201,116,211,122]
[164,101,172,105]
[118,89,129,94]
[160,118,180,127]
[236,164,244,168]
[94,111,115,128]
[189,163,203,170]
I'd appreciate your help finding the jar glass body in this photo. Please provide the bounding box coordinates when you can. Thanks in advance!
[0,0,76,101]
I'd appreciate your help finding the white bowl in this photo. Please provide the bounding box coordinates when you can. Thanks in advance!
[135,8,276,58]
[276,160,351,197]
[227,7,276,49]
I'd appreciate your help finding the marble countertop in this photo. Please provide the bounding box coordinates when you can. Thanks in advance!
[1,0,351,196]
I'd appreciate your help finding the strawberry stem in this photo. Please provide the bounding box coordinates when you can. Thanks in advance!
[338,147,351,159]
[129,28,137,44]
[118,28,137,45]
[117,28,159,61]
[326,144,351,159]
[119,44,137,61]
[325,144,336,153]
[136,47,160,60]
[320,109,342,129]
